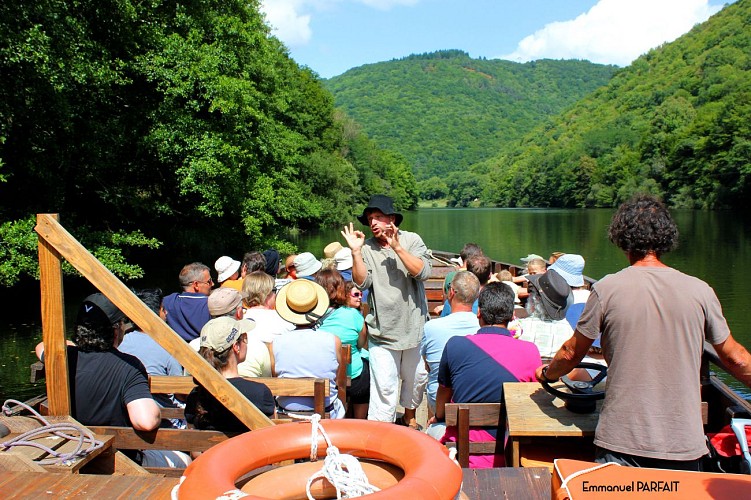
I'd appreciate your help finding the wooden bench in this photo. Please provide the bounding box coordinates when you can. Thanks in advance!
[444,402,504,468]
[148,376,330,420]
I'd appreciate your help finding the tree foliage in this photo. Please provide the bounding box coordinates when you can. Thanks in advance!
[325,50,616,181]
[482,0,751,210]
[0,0,415,286]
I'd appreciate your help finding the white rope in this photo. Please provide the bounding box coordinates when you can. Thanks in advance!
[294,414,380,499]
[560,461,620,498]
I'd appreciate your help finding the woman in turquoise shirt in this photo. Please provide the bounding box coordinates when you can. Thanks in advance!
[316,269,369,418]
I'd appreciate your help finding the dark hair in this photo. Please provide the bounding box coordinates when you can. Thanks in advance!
[608,195,678,259]
[73,309,114,352]
[242,252,266,274]
[478,282,515,326]
[466,254,492,285]
[460,243,483,262]
[315,269,347,307]
[198,345,233,369]
[136,288,163,315]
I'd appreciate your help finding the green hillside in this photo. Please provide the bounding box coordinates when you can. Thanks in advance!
[481,0,750,210]
[325,50,616,181]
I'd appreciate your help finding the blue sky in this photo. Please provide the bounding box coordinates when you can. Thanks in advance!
[260,0,733,78]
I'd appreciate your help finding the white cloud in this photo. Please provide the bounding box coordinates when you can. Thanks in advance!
[260,0,313,48]
[260,0,419,48]
[500,0,723,66]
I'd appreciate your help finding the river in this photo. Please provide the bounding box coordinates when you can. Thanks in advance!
[2,207,751,401]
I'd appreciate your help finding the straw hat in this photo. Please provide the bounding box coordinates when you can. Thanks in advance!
[275,280,329,325]
[323,242,344,259]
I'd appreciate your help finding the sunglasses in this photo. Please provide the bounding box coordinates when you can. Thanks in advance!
[350,291,362,298]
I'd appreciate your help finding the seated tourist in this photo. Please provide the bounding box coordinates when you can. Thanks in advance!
[162,262,212,341]
[118,288,185,428]
[196,287,271,378]
[548,253,590,329]
[434,243,483,316]
[315,269,369,419]
[272,279,345,418]
[185,317,275,431]
[293,252,322,281]
[215,255,243,291]
[242,271,295,343]
[427,283,541,468]
[439,254,491,317]
[422,271,480,412]
[36,293,189,468]
[512,269,573,360]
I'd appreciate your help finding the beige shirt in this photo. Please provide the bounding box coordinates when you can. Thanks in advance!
[357,230,432,350]
[577,266,730,460]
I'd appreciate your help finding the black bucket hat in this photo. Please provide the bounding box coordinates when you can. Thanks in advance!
[527,269,573,321]
[356,194,403,226]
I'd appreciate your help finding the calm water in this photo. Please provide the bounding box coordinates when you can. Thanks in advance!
[3,208,751,401]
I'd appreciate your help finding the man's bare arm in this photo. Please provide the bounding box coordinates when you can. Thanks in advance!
[713,334,751,387]
[535,331,594,383]
[126,398,161,431]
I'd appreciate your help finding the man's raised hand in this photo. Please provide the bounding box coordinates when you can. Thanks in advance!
[341,222,365,251]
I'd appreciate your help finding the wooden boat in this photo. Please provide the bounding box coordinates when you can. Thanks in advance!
[7,214,751,499]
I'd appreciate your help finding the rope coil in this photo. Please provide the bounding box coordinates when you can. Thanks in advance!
[289,413,380,499]
[1,399,104,466]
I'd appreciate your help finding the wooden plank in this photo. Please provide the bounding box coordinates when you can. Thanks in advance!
[0,470,179,499]
[0,453,47,472]
[34,214,273,431]
[504,382,599,438]
[444,403,502,426]
[36,214,70,416]
[40,434,114,474]
[87,426,238,452]
[461,467,550,500]
[149,376,330,397]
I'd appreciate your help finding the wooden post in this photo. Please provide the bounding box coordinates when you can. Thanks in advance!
[34,214,273,430]
[37,214,71,415]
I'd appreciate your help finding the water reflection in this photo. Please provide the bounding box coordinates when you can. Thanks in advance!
[3,208,750,400]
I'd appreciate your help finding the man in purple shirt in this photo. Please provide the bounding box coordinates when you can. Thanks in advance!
[428,282,541,468]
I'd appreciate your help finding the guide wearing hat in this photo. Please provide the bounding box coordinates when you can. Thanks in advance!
[341,194,431,425]
[272,280,345,418]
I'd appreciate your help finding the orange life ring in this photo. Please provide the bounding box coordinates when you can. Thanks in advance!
[175,419,463,499]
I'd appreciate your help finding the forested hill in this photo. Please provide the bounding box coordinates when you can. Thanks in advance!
[325,51,617,180]
[478,0,750,210]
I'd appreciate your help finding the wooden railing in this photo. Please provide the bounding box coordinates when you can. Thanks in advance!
[34,214,274,430]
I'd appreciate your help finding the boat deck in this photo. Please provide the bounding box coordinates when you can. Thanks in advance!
[462,467,551,499]
[0,470,179,499]
[0,467,551,499]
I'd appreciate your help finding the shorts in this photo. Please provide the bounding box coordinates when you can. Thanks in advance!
[348,359,370,404]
